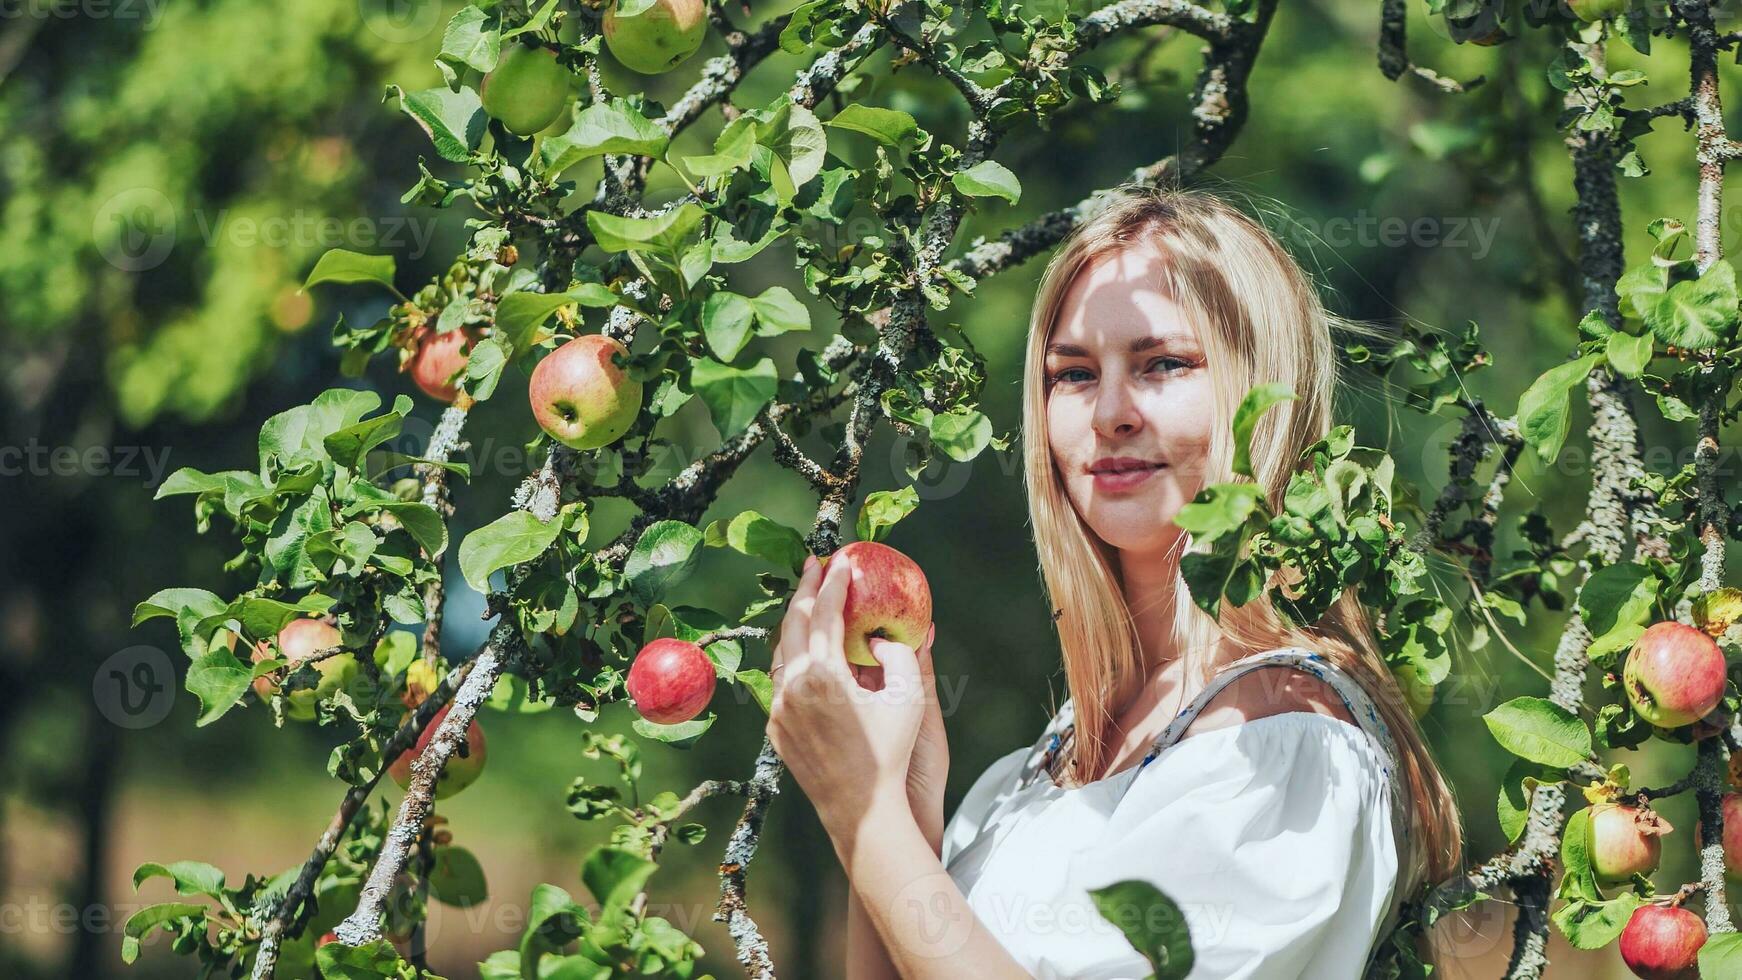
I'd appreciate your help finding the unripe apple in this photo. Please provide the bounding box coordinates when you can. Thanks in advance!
[481,44,572,136]
[388,704,487,799]
[528,334,642,451]
[603,0,707,75]
[627,638,716,725]
[406,324,481,403]
[1589,802,1669,885]
[251,619,357,722]
[1565,0,1629,23]
[1624,621,1728,728]
[1620,904,1705,980]
[823,540,933,668]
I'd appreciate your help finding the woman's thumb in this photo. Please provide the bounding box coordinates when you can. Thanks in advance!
[868,637,921,698]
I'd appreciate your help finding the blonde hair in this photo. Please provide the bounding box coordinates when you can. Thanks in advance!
[1020,184,1463,919]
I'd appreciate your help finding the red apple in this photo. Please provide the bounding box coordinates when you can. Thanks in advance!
[627,638,716,725]
[824,540,933,668]
[406,324,481,403]
[251,619,357,722]
[317,932,338,948]
[528,334,642,451]
[1624,621,1728,728]
[389,704,487,799]
[1694,791,1742,878]
[481,43,572,136]
[603,0,707,75]
[1589,802,1670,885]
[1620,904,1705,980]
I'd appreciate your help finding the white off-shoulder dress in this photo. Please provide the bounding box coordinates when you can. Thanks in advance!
[941,648,1419,980]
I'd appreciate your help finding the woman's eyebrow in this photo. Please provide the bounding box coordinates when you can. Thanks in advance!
[1045,335,1185,358]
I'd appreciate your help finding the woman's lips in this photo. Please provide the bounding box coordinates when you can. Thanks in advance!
[1090,463,1164,492]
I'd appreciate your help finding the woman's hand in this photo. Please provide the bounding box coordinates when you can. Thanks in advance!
[767,552,934,849]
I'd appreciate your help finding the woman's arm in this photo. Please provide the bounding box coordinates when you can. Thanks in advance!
[769,554,1029,980]
[835,797,1032,979]
[846,803,944,980]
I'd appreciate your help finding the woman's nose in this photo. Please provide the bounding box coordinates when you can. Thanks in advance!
[1092,378,1143,438]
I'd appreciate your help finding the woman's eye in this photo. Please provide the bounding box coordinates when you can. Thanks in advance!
[1149,357,1192,374]
[1051,367,1092,385]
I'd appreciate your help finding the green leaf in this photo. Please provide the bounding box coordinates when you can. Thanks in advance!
[389,85,486,163]
[186,648,254,727]
[1497,759,1557,844]
[736,668,773,714]
[121,903,206,964]
[723,510,807,573]
[928,409,993,462]
[1087,880,1194,980]
[540,98,669,174]
[132,588,225,627]
[303,249,397,294]
[429,846,489,907]
[322,397,409,472]
[461,334,510,401]
[132,861,225,900]
[680,115,757,178]
[1701,934,1742,976]
[1604,331,1653,378]
[702,291,757,362]
[439,5,500,73]
[1484,696,1592,768]
[749,286,811,336]
[1232,383,1297,477]
[586,204,705,259]
[1577,563,1658,662]
[580,846,657,912]
[951,160,1021,204]
[1555,892,1640,950]
[1516,353,1603,463]
[690,356,776,440]
[624,520,704,603]
[631,713,715,748]
[374,501,448,557]
[824,104,923,148]
[458,511,564,594]
[1646,260,1737,348]
[758,101,827,194]
[315,938,407,979]
[496,290,577,353]
[857,486,920,543]
[1173,483,1266,538]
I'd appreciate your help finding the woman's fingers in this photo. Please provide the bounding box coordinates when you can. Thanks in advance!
[771,555,825,707]
[805,553,852,677]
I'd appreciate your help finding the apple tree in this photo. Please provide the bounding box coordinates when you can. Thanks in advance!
[119,0,1742,978]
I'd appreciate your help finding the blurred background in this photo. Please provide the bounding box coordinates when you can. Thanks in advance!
[3,0,1738,977]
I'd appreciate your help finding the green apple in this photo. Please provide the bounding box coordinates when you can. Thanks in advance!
[603,0,707,75]
[481,44,573,136]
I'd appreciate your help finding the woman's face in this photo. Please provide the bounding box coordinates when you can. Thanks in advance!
[1044,245,1217,557]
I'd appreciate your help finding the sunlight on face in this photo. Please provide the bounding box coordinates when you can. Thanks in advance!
[1044,244,1216,557]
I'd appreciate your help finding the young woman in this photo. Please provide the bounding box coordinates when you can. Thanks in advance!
[765,186,1465,978]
